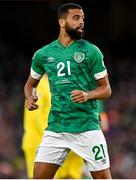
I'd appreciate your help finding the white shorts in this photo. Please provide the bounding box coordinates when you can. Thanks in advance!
[35,130,110,171]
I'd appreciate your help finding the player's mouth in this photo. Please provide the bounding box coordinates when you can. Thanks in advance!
[77,26,84,32]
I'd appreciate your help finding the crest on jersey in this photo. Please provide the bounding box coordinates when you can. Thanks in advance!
[74,52,85,63]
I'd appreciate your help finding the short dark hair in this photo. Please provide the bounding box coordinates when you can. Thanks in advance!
[57,3,83,19]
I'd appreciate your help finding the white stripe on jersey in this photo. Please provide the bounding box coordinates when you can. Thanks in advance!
[31,68,42,80]
[94,69,107,80]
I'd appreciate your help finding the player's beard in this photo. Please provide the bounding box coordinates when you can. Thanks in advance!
[65,23,84,40]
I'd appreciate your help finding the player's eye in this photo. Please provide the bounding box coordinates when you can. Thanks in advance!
[73,15,80,21]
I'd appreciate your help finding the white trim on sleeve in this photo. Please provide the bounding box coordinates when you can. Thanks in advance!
[31,68,42,80]
[94,69,107,80]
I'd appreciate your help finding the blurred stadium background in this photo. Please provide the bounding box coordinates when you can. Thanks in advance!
[0,0,136,178]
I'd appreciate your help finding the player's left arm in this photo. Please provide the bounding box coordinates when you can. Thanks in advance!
[71,75,111,103]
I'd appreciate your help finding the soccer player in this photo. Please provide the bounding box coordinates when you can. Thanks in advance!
[24,3,112,179]
[22,76,109,178]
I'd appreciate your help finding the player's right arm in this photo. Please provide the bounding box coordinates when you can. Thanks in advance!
[24,75,40,111]
[25,49,45,111]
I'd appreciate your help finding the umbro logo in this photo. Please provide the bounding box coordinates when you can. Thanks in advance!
[101,158,107,164]
[47,57,55,62]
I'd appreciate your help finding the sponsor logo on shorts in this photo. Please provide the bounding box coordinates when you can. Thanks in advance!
[101,158,107,164]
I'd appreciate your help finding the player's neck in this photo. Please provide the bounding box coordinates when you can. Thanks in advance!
[58,31,74,47]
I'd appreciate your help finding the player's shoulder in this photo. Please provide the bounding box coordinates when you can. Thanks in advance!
[82,39,102,53]
[35,40,57,55]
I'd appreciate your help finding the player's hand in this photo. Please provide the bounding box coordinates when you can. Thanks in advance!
[26,95,39,111]
[71,90,89,103]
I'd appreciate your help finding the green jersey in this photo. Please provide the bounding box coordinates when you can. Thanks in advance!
[97,100,105,121]
[97,100,105,114]
[31,39,107,133]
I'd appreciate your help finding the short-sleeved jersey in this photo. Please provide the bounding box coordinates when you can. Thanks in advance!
[31,39,107,133]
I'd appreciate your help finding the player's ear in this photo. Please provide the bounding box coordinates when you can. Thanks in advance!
[58,18,65,28]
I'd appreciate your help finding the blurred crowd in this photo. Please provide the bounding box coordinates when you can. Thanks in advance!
[0,40,136,178]
[105,58,136,178]
[0,41,27,178]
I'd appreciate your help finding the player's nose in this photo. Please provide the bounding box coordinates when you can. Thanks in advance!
[80,17,84,24]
